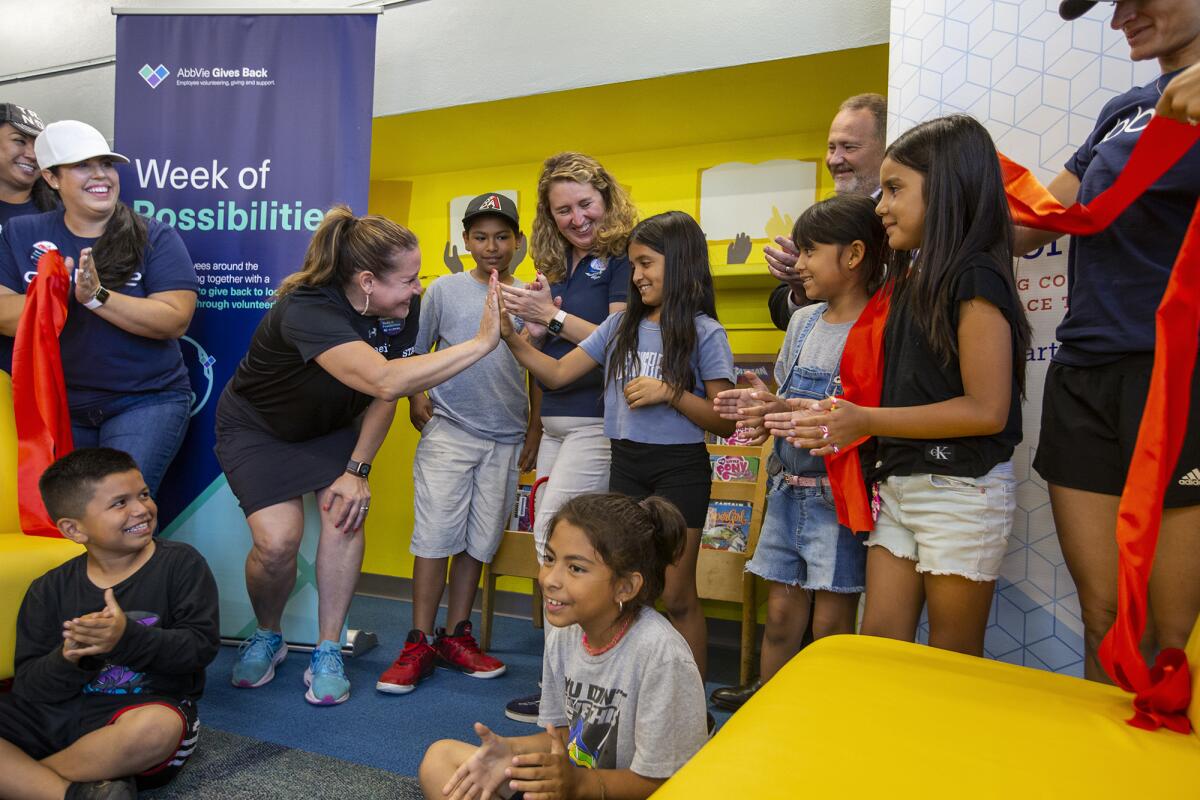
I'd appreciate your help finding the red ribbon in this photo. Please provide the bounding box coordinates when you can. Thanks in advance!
[826,283,891,534]
[12,251,74,538]
[1000,115,1200,733]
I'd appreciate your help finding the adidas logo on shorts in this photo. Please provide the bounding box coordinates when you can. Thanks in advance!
[1179,468,1200,487]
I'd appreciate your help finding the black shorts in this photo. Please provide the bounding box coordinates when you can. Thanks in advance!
[1033,354,1200,508]
[0,692,198,790]
[608,439,712,528]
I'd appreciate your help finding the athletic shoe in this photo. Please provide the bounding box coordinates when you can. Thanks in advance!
[303,640,350,706]
[231,628,286,688]
[434,620,507,678]
[65,778,137,799]
[709,678,763,712]
[376,629,437,694]
[504,690,541,723]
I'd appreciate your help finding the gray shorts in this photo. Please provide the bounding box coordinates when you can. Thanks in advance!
[411,415,521,561]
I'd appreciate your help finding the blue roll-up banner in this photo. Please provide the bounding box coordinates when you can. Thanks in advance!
[113,12,379,644]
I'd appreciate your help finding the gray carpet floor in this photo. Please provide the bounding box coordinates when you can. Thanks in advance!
[141,727,423,799]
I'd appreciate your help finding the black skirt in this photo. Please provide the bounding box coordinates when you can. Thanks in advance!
[214,387,357,516]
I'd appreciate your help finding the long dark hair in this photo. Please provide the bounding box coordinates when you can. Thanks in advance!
[884,114,1031,392]
[607,210,717,402]
[548,493,686,619]
[30,177,59,212]
[792,193,888,295]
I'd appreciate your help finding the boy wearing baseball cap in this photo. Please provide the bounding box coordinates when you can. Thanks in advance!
[377,193,533,695]
[0,103,56,232]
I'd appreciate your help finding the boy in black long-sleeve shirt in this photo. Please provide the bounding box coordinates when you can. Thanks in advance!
[0,448,219,800]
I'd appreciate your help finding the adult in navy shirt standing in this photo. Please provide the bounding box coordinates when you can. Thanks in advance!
[0,103,58,234]
[0,120,197,496]
[218,207,504,708]
[496,152,636,723]
[1017,0,1200,683]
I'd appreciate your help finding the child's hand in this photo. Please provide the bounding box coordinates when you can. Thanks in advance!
[409,392,433,432]
[444,722,514,800]
[507,726,578,800]
[623,376,672,408]
[479,271,504,348]
[62,589,126,657]
[500,273,558,325]
[778,397,870,456]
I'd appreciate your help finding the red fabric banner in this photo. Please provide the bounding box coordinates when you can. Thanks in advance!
[826,283,891,534]
[1000,115,1200,733]
[12,251,74,538]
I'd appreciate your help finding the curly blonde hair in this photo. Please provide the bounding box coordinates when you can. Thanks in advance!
[531,152,638,283]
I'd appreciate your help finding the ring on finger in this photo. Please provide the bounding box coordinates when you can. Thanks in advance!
[819,425,830,439]
[832,444,841,455]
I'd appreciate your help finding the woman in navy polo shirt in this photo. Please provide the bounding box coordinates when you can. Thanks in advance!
[1017,0,1200,682]
[0,120,197,495]
[498,151,637,722]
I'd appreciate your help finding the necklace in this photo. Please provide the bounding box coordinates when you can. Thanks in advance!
[582,613,633,656]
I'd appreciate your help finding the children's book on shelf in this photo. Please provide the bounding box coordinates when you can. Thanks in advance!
[509,483,533,532]
[710,454,760,482]
[701,500,753,552]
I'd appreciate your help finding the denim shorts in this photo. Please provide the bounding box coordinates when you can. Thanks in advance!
[745,475,866,592]
[867,461,1016,582]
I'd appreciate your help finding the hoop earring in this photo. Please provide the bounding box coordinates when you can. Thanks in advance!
[359,291,371,316]
[617,599,624,615]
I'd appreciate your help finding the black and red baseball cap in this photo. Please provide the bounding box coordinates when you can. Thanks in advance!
[462,193,520,230]
[1059,1,1114,21]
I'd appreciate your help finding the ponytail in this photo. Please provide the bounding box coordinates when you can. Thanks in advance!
[548,492,687,617]
[277,205,419,297]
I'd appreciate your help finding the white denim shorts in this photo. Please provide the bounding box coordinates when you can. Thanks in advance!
[866,461,1016,582]
[411,415,521,561]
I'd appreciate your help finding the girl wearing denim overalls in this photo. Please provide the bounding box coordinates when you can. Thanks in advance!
[711,194,886,707]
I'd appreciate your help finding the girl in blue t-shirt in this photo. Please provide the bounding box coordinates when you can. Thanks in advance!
[775,115,1031,657]
[501,210,735,676]
[710,194,885,708]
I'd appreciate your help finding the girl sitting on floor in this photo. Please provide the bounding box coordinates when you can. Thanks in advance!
[418,493,707,800]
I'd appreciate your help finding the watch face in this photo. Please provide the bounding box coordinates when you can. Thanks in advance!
[95,286,111,304]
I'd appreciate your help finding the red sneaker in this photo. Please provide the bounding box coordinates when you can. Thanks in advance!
[434,621,507,678]
[375,629,436,694]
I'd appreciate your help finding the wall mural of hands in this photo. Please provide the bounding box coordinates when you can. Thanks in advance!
[443,242,465,274]
[726,232,752,265]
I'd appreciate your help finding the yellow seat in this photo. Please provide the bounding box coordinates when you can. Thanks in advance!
[656,626,1200,798]
[0,371,85,679]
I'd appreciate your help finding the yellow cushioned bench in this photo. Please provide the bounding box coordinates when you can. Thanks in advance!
[656,625,1200,798]
[0,372,85,679]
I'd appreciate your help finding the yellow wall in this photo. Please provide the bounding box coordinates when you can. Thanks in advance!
[364,47,888,590]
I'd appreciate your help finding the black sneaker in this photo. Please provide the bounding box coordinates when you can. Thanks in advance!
[709,678,763,712]
[65,778,137,800]
[505,690,541,723]
[706,711,717,739]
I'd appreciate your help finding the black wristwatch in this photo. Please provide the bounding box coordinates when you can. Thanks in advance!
[547,309,567,336]
[346,459,371,478]
[83,286,111,310]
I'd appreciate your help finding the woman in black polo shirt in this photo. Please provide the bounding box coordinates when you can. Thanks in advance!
[216,206,502,706]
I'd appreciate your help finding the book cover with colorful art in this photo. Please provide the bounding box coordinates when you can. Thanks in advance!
[710,455,760,482]
[701,500,753,552]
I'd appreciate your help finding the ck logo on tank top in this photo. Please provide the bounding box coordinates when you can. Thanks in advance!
[585,257,607,281]
[927,444,956,463]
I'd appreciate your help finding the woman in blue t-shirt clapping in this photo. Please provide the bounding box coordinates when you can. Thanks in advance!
[0,120,198,495]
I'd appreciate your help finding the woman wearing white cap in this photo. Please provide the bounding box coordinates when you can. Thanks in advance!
[1015,0,1200,683]
[0,120,198,495]
[0,103,57,232]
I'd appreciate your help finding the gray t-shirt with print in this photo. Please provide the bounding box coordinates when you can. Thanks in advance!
[537,607,707,779]
[415,270,528,443]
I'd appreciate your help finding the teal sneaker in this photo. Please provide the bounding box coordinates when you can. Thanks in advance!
[231,628,287,688]
[304,640,350,706]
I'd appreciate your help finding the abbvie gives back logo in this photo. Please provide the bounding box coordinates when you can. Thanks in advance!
[139,64,170,89]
